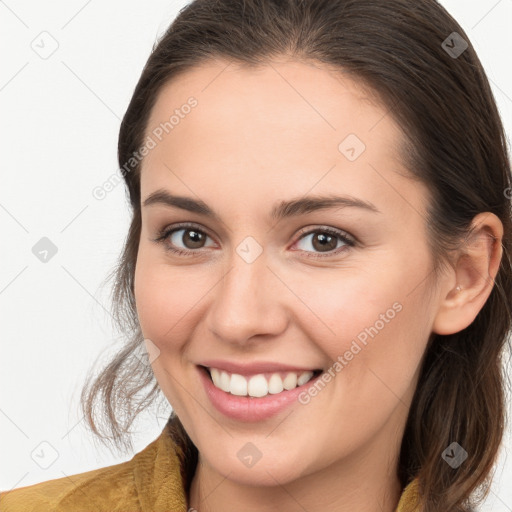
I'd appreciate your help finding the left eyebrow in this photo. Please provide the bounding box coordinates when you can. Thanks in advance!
[271,194,381,220]
[142,189,381,221]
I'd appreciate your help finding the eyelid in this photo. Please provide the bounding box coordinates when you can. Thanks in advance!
[294,225,356,244]
[154,221,213,240]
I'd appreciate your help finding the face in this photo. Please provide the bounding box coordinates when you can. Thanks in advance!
[134,57,443,486]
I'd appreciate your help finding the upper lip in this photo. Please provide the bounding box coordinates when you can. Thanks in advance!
[198,359,322,376]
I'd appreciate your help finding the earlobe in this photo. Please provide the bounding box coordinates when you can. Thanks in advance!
[431,212,503,336]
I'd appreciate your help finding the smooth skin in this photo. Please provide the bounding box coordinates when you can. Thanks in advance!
[133,57,503,512]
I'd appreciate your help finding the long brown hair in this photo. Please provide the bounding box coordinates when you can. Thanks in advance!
[80,1,512,510]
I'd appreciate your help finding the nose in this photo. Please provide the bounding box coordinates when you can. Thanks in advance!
[205,247,289,347]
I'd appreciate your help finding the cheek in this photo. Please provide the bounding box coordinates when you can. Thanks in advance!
[295,275,429,466]
[288,266,408,357]
[133,257,203,415]
[290,252,431,406]
[134,255,203,349]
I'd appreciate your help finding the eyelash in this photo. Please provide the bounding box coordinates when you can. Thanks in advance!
[153,222,356,259]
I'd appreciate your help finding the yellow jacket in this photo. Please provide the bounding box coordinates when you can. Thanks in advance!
[0,423,420,511]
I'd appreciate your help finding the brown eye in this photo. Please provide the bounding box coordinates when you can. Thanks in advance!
[176,228,207,249]
[311,232,338,252]
[294,227,355,257]
[155,223,216,256]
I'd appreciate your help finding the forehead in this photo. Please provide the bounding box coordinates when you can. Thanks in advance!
[141,58,428,222]
[146,57,395,140]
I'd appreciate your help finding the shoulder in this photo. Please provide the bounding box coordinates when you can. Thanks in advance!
[396,477,421,512]
[0,424,188,512]
[0,453,140,512]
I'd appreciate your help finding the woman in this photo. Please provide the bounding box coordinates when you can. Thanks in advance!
[1,0,511,511]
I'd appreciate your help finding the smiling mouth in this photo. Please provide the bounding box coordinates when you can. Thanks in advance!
[199,365,323,398]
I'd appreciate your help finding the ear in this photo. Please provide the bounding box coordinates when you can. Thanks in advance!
[432,212,503,335]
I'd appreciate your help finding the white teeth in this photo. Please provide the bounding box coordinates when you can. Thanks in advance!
[230,373,248,396]
[283,372,298,390]
[207,367,318,397]
[268,373,284,394]
[297,370,314,386]
[210,367,221,388]
[219,371,231,392]
[248,375,268,397]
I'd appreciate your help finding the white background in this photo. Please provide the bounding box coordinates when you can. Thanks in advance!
[1,0,511,509]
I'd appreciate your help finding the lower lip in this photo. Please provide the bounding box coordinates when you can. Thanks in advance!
[197,366,322,422]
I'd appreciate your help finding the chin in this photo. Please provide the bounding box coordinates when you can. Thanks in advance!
[197,441,312,487]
